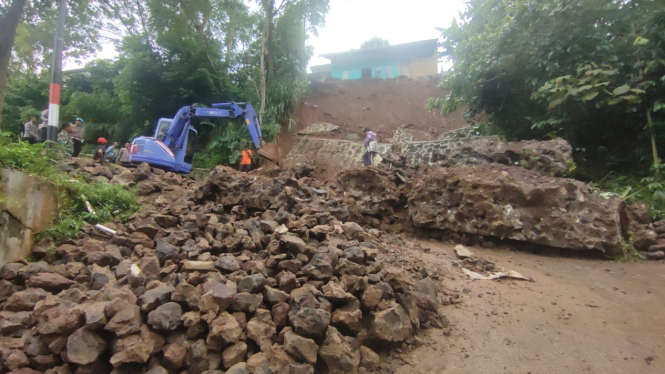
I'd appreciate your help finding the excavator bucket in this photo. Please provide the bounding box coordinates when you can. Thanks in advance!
[258,143,284,168]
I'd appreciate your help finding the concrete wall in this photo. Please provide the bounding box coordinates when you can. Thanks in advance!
[0,169,58,267]
[330,54,437,80]
[285,137,393,169]
[403,54,438,78]
[331,59,402,80]
[402,127,477,164]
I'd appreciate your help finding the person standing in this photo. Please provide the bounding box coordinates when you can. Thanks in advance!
[57,123,75,158]
[71,117,85,157]
[93,137,107,164]
[22,116,38,144]
[363,127,378,166]
[105,141,120,163]
[239,143,253,172]
[38,109,48,142]
[117,142,131,164]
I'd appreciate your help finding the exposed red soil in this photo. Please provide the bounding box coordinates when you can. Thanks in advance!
[276,77,468,157]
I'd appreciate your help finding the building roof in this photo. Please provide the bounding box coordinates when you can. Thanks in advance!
[320,39,438,65]
[310,64,332,73]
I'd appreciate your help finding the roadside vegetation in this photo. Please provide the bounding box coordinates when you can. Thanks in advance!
[0,133,139,240]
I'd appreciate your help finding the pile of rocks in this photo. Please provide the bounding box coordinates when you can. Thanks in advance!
[0,165,448,374]
[58,159,186,197]
[433,136,574,177]
[630,215,665,260]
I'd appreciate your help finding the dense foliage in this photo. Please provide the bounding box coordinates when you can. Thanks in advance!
[431,0,665,215]
[431,0,665,174]
[1,0,329,166]
[361,37,390,49]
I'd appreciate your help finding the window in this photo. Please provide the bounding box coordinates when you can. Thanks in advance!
[361,68,371,78]
[342,70,349,80]
[156,120,172,142]
[184,129,196,164]
[375,67,382,78]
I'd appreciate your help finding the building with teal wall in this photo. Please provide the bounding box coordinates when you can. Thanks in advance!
[311,39,439,81]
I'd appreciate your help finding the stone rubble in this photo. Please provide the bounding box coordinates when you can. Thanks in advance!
[0,164,449,374]
[434,136,574,177]
[408,163,627,256]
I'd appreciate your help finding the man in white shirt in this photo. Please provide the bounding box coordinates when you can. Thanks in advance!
[22,116,38,144]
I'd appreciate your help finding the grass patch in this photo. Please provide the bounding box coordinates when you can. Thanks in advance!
[0,133,139,241]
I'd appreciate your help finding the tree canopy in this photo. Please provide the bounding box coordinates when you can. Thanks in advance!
[1,0,330,167]
[361,37,389,49]
[431,0,665,176]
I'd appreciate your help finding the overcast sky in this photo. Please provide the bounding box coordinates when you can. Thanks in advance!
[66,0,467,71]
[308,0,466,69]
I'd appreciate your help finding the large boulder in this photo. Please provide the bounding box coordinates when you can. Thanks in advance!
[288,285,331,338]
[318,326,360,373]
[370,304,413,343]
[147,302,183,331]
[408,164,626,255]
[65,327,107,365]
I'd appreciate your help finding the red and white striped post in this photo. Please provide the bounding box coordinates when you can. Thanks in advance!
[46,0,67,144]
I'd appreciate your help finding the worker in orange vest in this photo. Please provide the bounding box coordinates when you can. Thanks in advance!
[239,143,253,172]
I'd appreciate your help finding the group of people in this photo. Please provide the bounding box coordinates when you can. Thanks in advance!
[53,118,130,165]
[23,114,86,157]
[98,141,131,165]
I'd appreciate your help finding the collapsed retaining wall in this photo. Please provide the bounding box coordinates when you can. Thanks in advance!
[0,169,58,267]
[285,127,476,169]
[400,127,477,165]
[285,138,393,169]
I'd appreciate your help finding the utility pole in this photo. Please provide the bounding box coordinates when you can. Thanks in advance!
[46,0,67,145]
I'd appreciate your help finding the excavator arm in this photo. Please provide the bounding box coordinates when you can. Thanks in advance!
[211,102,282,167]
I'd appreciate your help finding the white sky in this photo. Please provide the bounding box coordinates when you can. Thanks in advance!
[307,0,466,69]
[65,0,467,71]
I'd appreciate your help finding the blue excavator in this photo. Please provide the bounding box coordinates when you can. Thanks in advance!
[129,102,282,173]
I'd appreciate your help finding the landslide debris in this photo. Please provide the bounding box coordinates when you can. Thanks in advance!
[434,136,574,177]
[407,163,626,256]
[0,164,449,374]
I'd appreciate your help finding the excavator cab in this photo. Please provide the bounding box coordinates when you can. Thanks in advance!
[129,126,198,173]
[155,119,172,141]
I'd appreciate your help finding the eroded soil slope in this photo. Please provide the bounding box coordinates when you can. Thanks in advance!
[277,78,468,155]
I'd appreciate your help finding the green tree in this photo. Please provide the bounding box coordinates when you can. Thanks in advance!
[0,0,103,128]
[0,0,29,128]
[534,1,665,166]
[431,0,665,174]
[361,37,389,49]
[3,0,330,168]
[256,0,329,123]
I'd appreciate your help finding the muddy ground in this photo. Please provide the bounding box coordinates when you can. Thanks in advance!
[395,240,665,374]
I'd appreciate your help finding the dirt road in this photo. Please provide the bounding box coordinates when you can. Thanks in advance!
[396,240,665,374]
